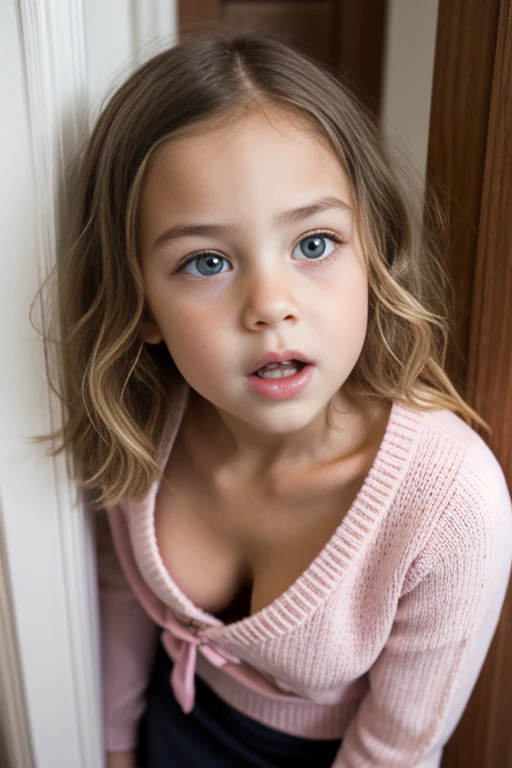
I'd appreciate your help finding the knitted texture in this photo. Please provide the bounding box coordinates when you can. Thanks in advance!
[98,401,512,767]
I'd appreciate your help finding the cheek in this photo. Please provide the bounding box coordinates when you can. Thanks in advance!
[323,278,368,333]
[156,303,228,381]
[319,280,369,373]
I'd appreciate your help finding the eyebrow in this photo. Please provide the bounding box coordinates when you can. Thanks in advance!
[151,196,351,251]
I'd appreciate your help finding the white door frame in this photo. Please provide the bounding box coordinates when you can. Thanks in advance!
[0,3,176,766]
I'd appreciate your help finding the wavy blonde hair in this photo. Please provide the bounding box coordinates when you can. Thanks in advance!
[35,31,489,509]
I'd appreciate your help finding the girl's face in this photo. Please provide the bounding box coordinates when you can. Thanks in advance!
[138,109,369,442]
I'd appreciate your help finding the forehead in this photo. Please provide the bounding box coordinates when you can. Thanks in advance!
[141,108,352,206]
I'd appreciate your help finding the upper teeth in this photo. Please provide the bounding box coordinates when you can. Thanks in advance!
[257,360,302,379]
[265,361,293,369]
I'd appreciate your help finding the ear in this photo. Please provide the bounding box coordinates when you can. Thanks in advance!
[140,318,164,345]
[140,302,164,345]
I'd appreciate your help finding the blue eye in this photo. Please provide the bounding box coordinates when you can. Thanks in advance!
[181,253,228,277]
[292,234,338,260]
[177,230,344,278]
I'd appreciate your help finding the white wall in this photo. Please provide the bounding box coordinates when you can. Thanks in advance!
[0,3,92,765]
[85,0,178,121]
[381,0,439,180]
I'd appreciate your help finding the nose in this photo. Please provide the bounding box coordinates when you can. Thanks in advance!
[241,267,300,331]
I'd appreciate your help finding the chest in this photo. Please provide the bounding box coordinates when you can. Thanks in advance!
[154,454,366,624]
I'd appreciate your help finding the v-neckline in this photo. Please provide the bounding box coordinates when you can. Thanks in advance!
[128,396,421,643]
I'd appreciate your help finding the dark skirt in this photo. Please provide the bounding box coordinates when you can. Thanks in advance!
[137,641,343,768]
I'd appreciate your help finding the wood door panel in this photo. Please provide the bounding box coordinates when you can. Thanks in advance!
[428,0,512,765]
[336,0,387,114]
[222,2,336,67]
[457,7,512,763]
[179,0,221,28]
[426,0,501,395]
[467,0,512,461]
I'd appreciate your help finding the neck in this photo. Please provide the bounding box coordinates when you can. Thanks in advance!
[184,388,382,483]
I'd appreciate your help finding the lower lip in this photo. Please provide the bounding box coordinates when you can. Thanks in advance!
[246,364,315,400]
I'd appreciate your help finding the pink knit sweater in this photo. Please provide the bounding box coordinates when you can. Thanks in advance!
[98,400,512,767]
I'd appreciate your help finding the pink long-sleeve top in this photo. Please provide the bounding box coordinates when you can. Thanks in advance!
[97,399,512,767]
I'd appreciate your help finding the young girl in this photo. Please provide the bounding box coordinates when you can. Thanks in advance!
[47,31,512,768]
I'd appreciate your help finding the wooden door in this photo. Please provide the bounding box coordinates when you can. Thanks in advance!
[427,1,512,766]
[178,0,388,113]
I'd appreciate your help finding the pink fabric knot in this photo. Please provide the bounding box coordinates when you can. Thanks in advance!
[161,614,241,714]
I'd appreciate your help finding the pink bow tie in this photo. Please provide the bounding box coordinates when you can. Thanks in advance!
[161,611,241,713]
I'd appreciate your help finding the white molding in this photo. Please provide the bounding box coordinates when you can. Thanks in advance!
[131,0,179,66]
[0,2,178,766]
[0,494,34,768]
[85,0,178,124]
[1,1,101,766]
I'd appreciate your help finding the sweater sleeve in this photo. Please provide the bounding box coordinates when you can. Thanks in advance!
[332,440,512,768]
[96,510,160,752]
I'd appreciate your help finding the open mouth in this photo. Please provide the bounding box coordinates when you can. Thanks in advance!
[253,360,307,379]
[246,359,315,400]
